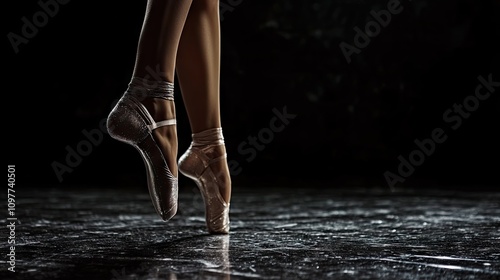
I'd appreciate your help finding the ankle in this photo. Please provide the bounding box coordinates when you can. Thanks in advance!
[141,98,176,122]
[191,127,224,146]
[190,127,225,157]
[125,77,176,121]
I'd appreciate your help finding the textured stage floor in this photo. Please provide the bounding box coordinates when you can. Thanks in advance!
[1,184,499,280]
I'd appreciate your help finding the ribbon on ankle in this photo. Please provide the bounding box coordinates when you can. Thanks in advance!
[126,76,174,101]
[192,128,224,147]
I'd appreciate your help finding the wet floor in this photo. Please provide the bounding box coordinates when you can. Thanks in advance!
[1,184,499,280]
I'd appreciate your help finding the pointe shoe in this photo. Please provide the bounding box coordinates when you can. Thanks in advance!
[106,77,178,221]
[178,128,231,234]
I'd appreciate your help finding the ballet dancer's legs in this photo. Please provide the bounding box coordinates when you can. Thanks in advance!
[177,0,232,233]
[176,0,231,204]
[132,0,195,178]
[107,0,192,221]
[108,0,231,233]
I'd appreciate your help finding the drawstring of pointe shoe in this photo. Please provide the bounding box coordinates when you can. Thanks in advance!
[126,76,174,101]
[192,128,225,147]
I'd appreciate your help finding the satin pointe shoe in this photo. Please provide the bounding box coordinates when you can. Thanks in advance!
[106,77,178,221]
[178,128,231,234]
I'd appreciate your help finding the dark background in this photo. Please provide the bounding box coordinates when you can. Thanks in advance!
[5,0,499,191]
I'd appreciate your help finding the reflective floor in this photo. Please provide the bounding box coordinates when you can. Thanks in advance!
[1,184,499,280]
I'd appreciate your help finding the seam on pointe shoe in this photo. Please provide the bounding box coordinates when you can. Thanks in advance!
[209,208,228,223]
[161,202,178,221]
[201,167,229,207]
[138,135,176,178]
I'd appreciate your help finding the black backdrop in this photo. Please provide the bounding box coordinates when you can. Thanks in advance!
[5,0,499,191]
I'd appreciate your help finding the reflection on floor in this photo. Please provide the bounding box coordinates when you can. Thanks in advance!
[1,184,499,279]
